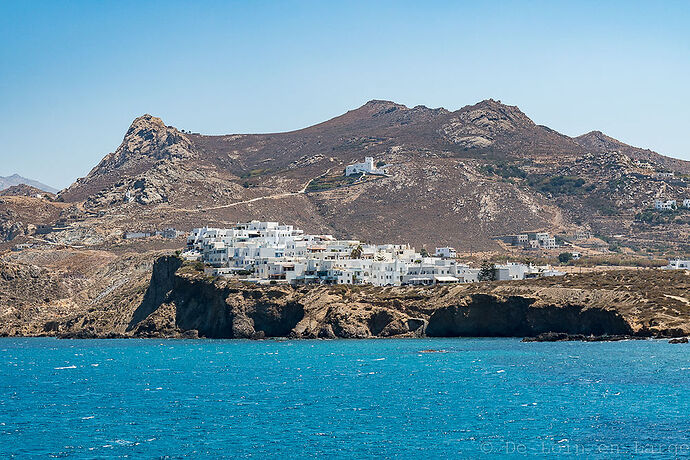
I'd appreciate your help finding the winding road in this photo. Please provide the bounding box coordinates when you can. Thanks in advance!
[178,167,334,213]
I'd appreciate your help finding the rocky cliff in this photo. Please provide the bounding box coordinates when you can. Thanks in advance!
[59,114,197,205]
[2,253,689,339]
[119,257,690,339]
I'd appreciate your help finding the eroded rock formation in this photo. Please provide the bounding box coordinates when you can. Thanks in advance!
[2,253,689,340]
[119,256,689,339]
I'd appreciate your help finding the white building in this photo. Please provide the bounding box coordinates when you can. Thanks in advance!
[532,232,557,249]
[495,263,530,281]
[345,157,387,176]
[655,172,675,179]
[435,247,457,258]
[665,259,690,270]
[683,199,690,208]
[402,258,465,285]
[654,199,677,211]
[503,232,557,250]
[187,221,562,286]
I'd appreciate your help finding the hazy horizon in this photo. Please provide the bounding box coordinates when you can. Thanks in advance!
[2,1,689,189]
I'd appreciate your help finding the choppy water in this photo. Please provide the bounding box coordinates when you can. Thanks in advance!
[1,338,689,458]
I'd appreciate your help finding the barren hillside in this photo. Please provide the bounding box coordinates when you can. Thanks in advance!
[44,99,690,254]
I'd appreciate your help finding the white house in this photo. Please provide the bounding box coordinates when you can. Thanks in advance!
[505,232,558,250]
[683,199,690,208]
[655,172,675,179]
[186,221,563,286]
[402,259,463,285]
[654,199,677,211]
[540,236,558,249]
[205,241,229,266]
[494,263,530,281]
[665,259,690,270]
[345,157,386,176]
[435,247,457,258]
[532,233,557,249]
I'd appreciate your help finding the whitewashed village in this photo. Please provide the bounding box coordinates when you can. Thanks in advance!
[175,157,690,285]
[182,219,689,284]
[182,220,567,286]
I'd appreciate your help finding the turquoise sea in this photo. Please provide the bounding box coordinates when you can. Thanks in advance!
[1,338,688,458]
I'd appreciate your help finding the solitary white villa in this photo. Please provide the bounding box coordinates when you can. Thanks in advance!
[665,259,690,270]
[345,157,387,176]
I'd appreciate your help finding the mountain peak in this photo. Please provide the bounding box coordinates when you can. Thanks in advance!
[125,114,167,137]
[578,130,611,140]
[117,114,191,160]
[471,99,530,117]
[363,99,402,107]
[0,183,56,197]
[450,98,535,131]
[58,115,196,202]
[572,130,685,171]
[574,130,625,152]
[357,99,409,114]
[476,98,504,106]
[0,174,57,193]
[323,99,419,127]
[348,99,449,122]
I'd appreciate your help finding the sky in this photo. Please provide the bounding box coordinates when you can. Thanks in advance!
[1,1,689,189]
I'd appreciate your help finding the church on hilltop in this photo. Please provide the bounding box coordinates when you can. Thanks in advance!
[344,157,387,176]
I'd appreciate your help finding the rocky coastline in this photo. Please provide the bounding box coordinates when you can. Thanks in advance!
[2,255,690,341]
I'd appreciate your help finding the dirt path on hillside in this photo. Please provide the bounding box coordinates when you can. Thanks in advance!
[171,168,334,213]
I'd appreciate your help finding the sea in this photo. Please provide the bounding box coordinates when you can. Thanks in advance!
[1,338,688,458]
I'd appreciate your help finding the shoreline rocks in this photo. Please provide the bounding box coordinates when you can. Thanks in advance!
[3,255,690,341]
[522,332,646,342]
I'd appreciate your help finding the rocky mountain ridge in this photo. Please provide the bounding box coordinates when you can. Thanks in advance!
[3,99,690,341]
[60,114,197,204]
[38,99,690,255]
[0,174,57,194]
[3,99,690,256]
[0,184,55,198]
[574,130,689,172]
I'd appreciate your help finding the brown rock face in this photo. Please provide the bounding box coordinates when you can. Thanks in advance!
[425,295,632,337]
[439,99,536,148]
[115,115,193,165]
[47,98,690,253]
[127,256,306,338]
[0,196,67,243]
[2,252,689,340]
[115,257,689,340]
[0,184,55,198]
[59,115,195,203]
[0,211,25,241]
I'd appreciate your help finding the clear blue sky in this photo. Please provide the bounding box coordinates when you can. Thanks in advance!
[2,1,689,189]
